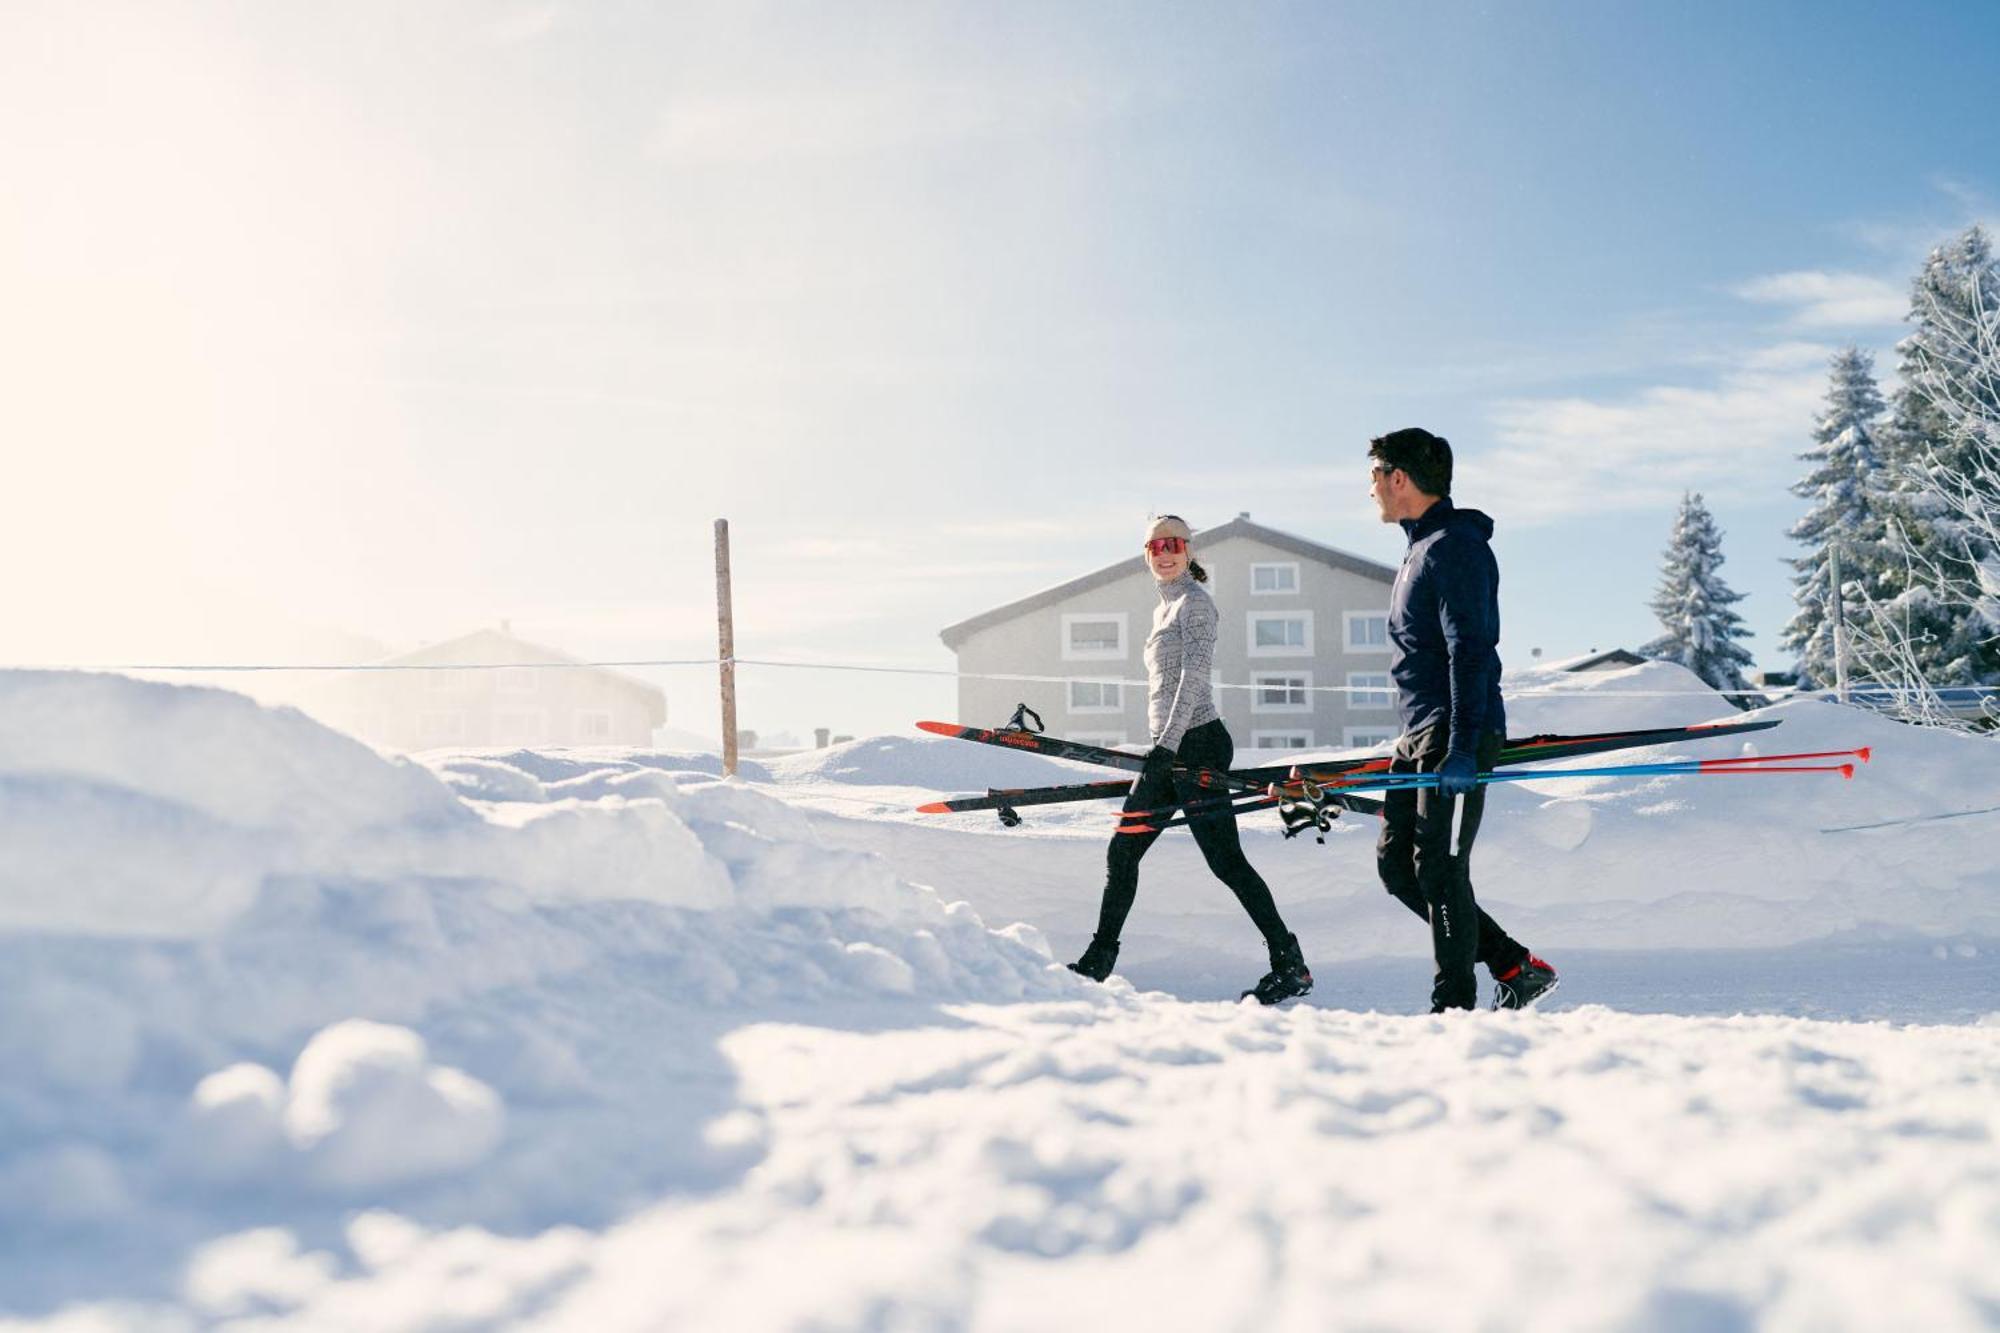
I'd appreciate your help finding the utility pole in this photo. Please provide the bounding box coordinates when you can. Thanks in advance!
[715,519,738,777]
[1828,543,1850,705]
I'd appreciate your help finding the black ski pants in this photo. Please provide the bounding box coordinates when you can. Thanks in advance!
[1095,719,1291,949]
[1376,726,1528,1010]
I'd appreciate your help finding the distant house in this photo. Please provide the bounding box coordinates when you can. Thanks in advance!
[326,626,667,751]
[940,515,1399,751]
[1554,648,1650,673]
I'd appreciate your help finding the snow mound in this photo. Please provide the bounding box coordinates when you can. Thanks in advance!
[1503,657,1748,734]
[0,670,464,832]
[765,732,1108,789]
[0,670,1077,1313]
[1469,691,2000,945]
[282,1021,505,1192]
[175,1022,506,1194]
[430,747,772,786]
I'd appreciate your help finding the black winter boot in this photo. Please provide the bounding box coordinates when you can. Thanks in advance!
[1491,955,1559,1010]
[1067,934,1120,982]
[1243,933,1313,1005]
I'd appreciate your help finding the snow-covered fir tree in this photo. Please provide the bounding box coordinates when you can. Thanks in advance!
[1871,224,2000,690]
[1643,492,1755,693]
[1780,347,1888,687]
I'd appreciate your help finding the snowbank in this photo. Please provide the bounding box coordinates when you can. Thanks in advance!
[1467,663,2000,945]
[764,732,1106,789]
[1501,657,1742,734]
[0,671,1071,1314]
[4,665,1998,1329]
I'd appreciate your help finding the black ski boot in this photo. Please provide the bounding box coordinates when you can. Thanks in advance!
[1491,955,1559,1010]
[1067,934,1119,982]
[1243,933,1313,1005]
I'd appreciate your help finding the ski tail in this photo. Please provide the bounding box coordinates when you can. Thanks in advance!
[917,777,1135,815]
[912,720,1252,791]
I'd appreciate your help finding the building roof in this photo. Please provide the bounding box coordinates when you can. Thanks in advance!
[940,515,1398,651]
[378,627,665,705]
[1554,648,1651,672]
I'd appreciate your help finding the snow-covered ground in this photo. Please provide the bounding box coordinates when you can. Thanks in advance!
[2,664,1997,1330]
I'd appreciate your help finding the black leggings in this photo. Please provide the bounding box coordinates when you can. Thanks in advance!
[1094,719,1291,948]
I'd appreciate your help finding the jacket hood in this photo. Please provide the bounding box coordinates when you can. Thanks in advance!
[1448,506,1495,542]
[1402,497,1495,545]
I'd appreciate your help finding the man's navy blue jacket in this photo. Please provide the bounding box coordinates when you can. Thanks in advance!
[1388,496,1506,753]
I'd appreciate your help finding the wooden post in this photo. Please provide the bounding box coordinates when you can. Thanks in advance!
[1828,543,1850,705]
[715,518,738,777]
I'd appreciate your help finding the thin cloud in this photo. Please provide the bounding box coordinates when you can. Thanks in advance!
[1473,345,1836,524]
[1833,191,1999,266]
[1740,340,1846,372]
[652,75,1141,165]
[1733,271,1906,330]
[1930,175,1993,215]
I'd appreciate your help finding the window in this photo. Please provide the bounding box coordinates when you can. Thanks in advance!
[1346,672,1392,710]
[424,668,465,693]
[495,711,546,746]
[1068,679,1124,714]
[1061,612,1128,661]
[1345,611,1390,652]
[418,712,466,744]
[1250,729,1314,749]
[1343,727,1397,748]
[1250,562,1300,595]
[1252,672,1312,713]
[1247,611,1313,657]
[577,711,614,742]
[496,666,539,694]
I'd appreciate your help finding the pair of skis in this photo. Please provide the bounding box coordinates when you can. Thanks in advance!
[1115,744,1872,834]
[913,713,1828,840]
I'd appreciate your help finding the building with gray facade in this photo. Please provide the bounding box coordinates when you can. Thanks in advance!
[940,515,1400,753]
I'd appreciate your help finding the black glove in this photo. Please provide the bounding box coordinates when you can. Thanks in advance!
[1436,749,1479,798]
[1139,744,1178,789]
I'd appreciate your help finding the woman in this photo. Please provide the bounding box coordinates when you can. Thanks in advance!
[1068,514,1314,1004]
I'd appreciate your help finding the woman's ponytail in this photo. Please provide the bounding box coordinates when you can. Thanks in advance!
[1188,557,1209,583]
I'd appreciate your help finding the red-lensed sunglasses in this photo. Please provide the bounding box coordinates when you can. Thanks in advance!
[1145,536,1187,555]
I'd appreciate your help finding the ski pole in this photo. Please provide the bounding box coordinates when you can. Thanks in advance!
[1688,746,1870,767]
[1327,760,1860,791]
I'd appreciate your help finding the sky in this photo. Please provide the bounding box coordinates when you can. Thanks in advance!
[3,0,1997,742]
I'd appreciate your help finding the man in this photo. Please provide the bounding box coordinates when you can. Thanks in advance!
[1367,428,1558,1012]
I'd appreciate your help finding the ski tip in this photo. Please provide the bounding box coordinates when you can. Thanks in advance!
[914,721,959,737]
[1118,823,1157,835]
[1857,746,1872,763]
[1840,764,1855,779]
[915,801,951,814]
